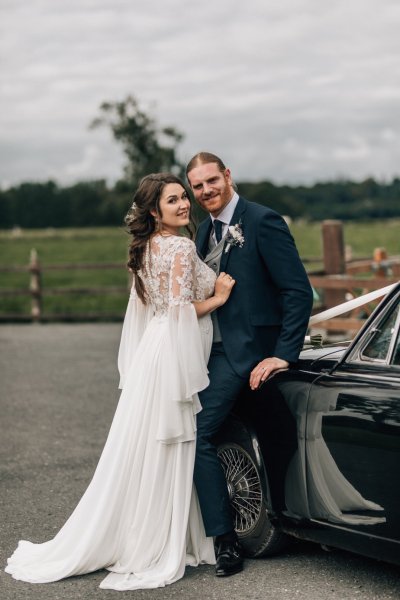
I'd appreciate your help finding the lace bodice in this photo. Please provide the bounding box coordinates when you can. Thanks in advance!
[136,235,216,316]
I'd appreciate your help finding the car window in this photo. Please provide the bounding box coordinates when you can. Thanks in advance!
[361,304,399,362]
[392,328,400,365]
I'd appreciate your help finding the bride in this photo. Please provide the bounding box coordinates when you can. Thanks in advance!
[5,173,235,591]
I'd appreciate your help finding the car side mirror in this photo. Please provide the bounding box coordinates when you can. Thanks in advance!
[303,334,324,348]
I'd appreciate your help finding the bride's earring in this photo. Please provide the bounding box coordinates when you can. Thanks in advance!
[156,214,163,233]
[151,211,162,233]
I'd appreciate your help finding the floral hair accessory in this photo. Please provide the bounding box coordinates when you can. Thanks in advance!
[125,201,139,226]
[224,220,245,253]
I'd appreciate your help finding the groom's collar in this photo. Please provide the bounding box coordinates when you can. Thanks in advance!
[210,192,239,226]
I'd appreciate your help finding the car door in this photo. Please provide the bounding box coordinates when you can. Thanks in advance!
[303,292,400,562]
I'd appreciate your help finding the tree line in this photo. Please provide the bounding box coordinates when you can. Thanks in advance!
[1,95,399,228]
[1,176,399,229]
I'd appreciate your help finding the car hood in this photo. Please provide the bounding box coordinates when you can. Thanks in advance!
[298,344,349,371]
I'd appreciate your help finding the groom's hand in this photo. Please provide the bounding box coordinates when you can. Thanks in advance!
[249,357,289,390]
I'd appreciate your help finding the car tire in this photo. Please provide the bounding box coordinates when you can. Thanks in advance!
[216,421,288,558]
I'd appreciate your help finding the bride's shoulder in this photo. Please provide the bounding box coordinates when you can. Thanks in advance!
[167,235,196,253]
[154,234,197,262]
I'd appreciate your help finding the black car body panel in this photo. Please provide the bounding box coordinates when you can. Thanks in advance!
[231,282,400,565]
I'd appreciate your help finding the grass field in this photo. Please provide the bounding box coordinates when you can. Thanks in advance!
[0,220,399,320]
[0,227,129,318]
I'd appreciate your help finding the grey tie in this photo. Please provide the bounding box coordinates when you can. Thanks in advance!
[213,219,223,244]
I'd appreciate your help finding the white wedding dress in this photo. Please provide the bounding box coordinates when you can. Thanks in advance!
[5,235,217,591]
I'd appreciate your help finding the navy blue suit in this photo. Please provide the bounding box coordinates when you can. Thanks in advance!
[194,196,313,536]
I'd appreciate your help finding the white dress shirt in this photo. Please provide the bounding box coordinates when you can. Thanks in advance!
[210,192,239,244]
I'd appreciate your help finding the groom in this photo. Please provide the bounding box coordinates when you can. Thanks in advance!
[186,152,313,577]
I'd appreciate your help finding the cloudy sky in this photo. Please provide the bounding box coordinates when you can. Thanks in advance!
[1,0,400,188]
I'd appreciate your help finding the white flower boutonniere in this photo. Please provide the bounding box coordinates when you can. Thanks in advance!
[224,220,245,253]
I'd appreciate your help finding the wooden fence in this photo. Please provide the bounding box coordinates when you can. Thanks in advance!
[308,221,399,334]
[0,249,130,322]
[0,221,399,333]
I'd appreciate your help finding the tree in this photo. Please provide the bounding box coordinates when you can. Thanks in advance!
[90,95,184,187]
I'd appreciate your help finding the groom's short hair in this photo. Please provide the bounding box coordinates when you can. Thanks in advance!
[186,152,238,191]
[186,152,226,178]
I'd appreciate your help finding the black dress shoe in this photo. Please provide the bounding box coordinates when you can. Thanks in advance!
[214,539,244,577]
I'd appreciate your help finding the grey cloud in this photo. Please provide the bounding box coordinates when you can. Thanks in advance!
[1,0,400,187]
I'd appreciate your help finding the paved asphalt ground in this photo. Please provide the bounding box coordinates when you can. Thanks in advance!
[1,324,399,600]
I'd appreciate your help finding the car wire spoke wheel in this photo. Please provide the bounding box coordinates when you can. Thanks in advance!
[217,443,263,534]
[217,434,288,558]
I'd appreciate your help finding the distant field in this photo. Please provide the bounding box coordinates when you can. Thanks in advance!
[0,227,129,318]
[0,220,399,320]
[289,218,400,258]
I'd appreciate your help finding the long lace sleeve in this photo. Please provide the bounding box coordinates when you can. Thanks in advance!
[117,237,211,444]
[117,289,154,389]
[156,238,210,443]
[168,238,197,306]
[169,240,209,396]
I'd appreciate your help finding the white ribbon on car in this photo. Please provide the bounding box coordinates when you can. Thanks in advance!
[309,282,398,326]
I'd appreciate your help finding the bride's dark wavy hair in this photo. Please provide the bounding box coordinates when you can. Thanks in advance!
[125,173,195,304]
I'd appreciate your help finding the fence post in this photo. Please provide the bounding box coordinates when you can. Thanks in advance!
[372,247,390,278]
[29,248,42,322]
[322,220,346,308]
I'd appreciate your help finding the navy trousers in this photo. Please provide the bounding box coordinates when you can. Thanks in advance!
[194,342,246,537]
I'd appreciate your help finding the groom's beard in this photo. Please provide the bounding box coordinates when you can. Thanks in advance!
[198,185,233,217]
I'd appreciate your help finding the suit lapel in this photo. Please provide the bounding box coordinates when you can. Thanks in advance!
[220,197,247,272]
[195,218,213,259]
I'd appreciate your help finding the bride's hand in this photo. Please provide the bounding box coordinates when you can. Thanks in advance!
[214,272,235,305]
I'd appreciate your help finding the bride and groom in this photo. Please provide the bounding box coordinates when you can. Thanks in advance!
[5,152,313,590]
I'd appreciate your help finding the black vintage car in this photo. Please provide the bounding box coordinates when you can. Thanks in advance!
[216,282,400,565]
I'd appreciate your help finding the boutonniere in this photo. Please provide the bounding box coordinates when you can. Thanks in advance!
[224,220,245,253]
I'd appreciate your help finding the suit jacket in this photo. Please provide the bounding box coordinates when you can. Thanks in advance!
[195,196,313,377]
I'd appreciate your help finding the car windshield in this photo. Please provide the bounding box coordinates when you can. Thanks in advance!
[392,324,400,365]
[361,303,400,363]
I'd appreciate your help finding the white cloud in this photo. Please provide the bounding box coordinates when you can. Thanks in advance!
[332,136,371,161]
[1,0,400,186]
